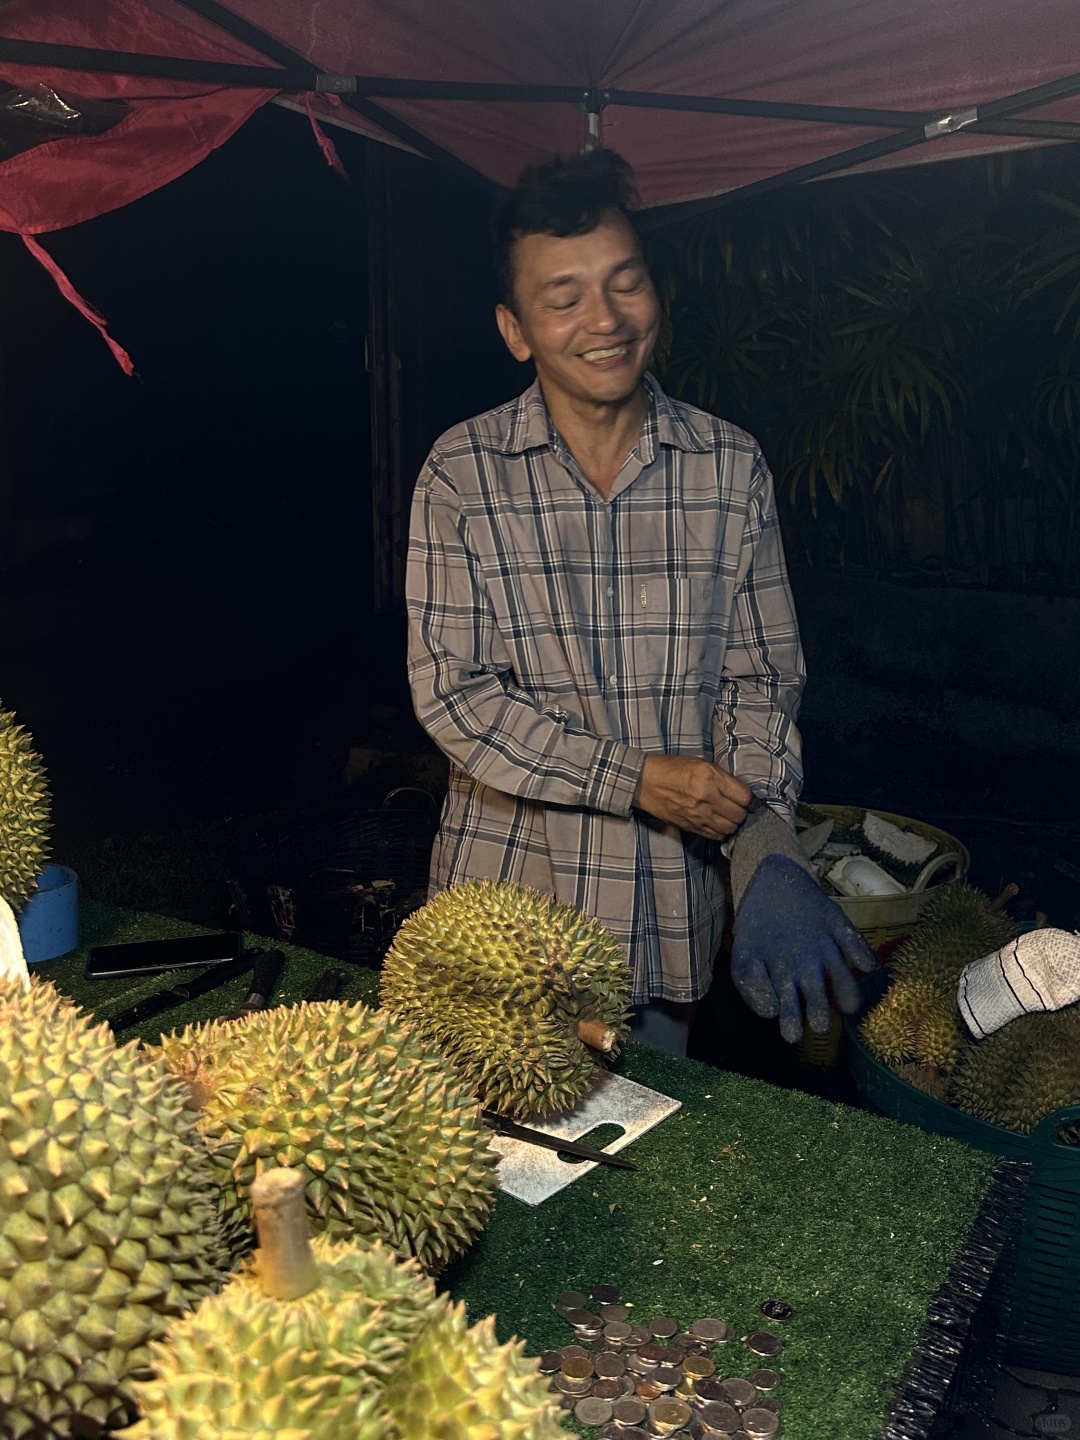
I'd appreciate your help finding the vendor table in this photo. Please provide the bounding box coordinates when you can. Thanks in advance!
[45,903,1015,1440]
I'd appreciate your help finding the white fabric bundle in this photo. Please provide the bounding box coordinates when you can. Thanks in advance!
[0,895,30,990]
[958,927,1080,1039]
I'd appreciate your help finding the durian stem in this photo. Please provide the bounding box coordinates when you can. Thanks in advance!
[989,883,1019,914]
[577,1018,618,1053]
[250,1167,318,1301]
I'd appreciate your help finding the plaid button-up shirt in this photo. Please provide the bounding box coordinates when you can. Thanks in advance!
[406,374,805,1004]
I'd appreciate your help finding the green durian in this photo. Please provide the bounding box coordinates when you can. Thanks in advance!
[0,703,50,910]
[123,1167,565,1440]
[952,1007,1080,1133]
[0,976,228,1440]
[891,883,1015,991]
[382,879,632,1118]
[382,1300,567,1439]
[861,973,965,1071]
[156,1000,498,1271]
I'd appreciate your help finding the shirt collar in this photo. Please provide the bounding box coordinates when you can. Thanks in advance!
[499,372,711,457]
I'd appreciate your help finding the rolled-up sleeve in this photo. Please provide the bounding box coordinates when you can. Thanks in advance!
[407,461,646,816]
[713,451,805,822]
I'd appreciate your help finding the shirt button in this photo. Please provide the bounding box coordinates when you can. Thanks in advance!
[609,674,617,684]
[607,586,614,596]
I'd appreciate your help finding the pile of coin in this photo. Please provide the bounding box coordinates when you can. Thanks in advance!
[535,1285,792,1438]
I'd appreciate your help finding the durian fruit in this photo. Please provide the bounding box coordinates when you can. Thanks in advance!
[860,972,966,1071]
[381,1300,567,1439]
[952,1007,1080,1133]
[156,1000,497,1271]
[382,879,632,1118]
[0,702,51,910]
[861,884,1015,1073]
[123,1167,566,1440]
[121,1169,441,1440]
[0,976,228,1439]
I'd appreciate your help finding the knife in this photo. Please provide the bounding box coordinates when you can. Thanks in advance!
[302,967,350,1002]
[223,949,287,1021]
[108,952,255,1035]
[481,1109,636,1170]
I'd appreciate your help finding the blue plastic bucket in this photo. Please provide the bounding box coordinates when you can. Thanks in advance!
[17,864,79,962]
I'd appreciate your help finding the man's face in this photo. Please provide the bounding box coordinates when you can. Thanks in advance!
[496,210,660,408]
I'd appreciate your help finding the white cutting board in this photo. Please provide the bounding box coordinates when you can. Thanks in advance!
[490,1069,681,1205]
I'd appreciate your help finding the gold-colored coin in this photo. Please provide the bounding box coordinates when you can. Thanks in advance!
[560,1356,594,1381]
[682,1353,716,1378]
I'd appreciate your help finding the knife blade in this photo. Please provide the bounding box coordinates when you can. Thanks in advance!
[302,968,350,1002]
[108,952,255,1035]
[223,949,286,1021]
[481,1109,636,1170]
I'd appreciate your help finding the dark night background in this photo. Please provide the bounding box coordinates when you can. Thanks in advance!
[1,103,1079,947]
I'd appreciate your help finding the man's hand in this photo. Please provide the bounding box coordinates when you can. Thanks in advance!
[732,854,876,1042]
[633,754,752,840]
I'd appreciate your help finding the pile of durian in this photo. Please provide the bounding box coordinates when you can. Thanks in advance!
[861,883,1080,1132]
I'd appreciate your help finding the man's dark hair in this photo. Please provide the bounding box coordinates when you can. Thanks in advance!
[492,148,638,310]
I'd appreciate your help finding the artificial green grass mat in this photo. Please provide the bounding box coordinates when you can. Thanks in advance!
[31,899,380,1043]
[445,1043,996,1440]
[43,905,996,1438]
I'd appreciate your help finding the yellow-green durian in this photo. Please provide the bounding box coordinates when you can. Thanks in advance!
[952,1007,1080,1132]
[0,976,228,1440]
[891,883,1015,991]
[156,1000,498,1271]
[382,879,632,1118]
[861,973,964,1070]
[382,1299,567,1439]
[0,703,50,910]
[120,1234,442,1440]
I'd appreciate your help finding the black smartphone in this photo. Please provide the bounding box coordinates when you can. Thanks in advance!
[85,930,243,980]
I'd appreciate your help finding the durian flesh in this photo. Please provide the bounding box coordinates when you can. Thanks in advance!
[0,703,50,911]
[0,977,228,1439]
[156,1000,498,1271]
[122,1235,566,1440]
[382,879,632,1118]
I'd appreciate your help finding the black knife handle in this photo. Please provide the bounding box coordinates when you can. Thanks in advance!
[244,949,286,1005]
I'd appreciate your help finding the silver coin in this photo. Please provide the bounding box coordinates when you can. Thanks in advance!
[595,1352,627,1379]
[748,1368,781,1392]
[690,1318,734,1343]
[613,1397,649,1424]
[536,1350,561,1374]
[576,1395,615,1425]
[697,1400,742,1433]
[559,1344,591,1361]
[741,1406,780,1439]
[627,1353,652,1375]
[637,1342,668,1367]
[614,1430,650,1440]
[719,1378,758,1409]
[592,1378,623,1401]
[557,1390,576,1410]
[556,1290,589,1313]
[593,1283,621,1305]
[563,1306,596,1329]
[755,1396,781,1416]
[649,1316,679,1339]
[604,1320,633,1344]
[601,1302,632,1323]
[759,1300,794,1323]
[653,1365,683,1392]
[673,1332,712,1355]
[621,1374,639,1396]
[693,1377,728,1403]
[598,1426,623,1440]
[744,1332,784,1358]
[627,1323,652,1345]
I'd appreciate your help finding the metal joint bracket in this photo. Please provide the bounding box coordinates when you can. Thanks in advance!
[923,106,979,139]
[315,73,358,94]
[582,88,605,152]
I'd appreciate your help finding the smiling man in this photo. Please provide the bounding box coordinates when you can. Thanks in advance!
[406,150,872,1055]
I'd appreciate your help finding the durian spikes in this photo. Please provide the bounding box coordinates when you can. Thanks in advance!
[123,1169,566,1440]
[0,702,51,910]
[383,879,632,1118]
[157,1000,498,1271]
[250,1166,319,1300]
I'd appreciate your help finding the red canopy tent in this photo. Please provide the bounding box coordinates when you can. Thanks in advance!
[2,0,1080,237]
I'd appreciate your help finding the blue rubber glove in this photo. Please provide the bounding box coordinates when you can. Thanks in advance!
[732,854,876,1043]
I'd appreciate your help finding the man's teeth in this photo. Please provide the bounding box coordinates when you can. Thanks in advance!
[582,345,627,361]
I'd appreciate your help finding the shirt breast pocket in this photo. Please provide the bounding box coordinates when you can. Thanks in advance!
[623,574,713,686]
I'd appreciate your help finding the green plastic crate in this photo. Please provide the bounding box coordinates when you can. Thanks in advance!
[846,969,1080,1373]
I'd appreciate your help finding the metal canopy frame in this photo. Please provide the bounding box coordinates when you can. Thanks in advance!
[3,0,1080,220]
